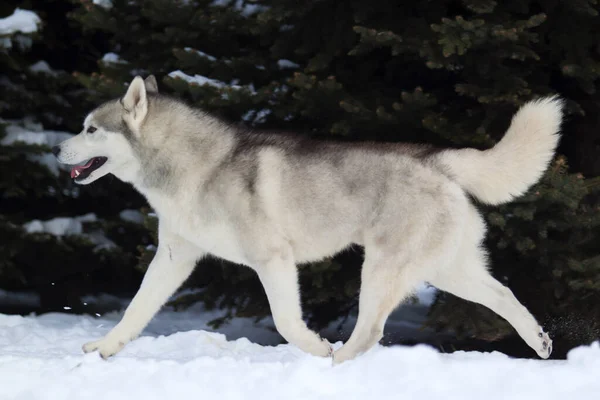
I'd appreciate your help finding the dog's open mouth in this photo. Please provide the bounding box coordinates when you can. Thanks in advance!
[70,157,108,181]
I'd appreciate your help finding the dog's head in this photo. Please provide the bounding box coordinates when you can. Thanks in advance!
[53,75,159,185]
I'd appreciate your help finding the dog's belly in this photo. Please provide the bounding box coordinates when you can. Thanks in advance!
[293,242,354,264]
[288,228,359,264]
[166,212,354,266]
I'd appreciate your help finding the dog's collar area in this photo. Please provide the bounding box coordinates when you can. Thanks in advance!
[70,157,108,181]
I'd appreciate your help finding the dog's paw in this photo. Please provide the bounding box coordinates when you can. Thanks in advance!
[535,329,553,359]
[332,346,356,365]
[303,337,333,358]
[82,336,127,359]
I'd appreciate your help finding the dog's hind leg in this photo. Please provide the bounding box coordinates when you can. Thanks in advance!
[254,248,332,358]
[332,249,420,365]
[83,229,202,359]
[429,246,552,359]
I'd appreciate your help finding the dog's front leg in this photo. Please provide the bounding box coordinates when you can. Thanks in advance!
[83,231,201,359]
[254,249,332,357]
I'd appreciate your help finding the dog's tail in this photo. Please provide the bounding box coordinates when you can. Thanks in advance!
[433,96,563,205]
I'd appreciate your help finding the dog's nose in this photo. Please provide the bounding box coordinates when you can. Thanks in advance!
[51,146,61,157]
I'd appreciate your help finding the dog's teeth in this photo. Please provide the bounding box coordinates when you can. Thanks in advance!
[75,170,80,177]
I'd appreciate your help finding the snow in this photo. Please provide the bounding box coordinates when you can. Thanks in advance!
[0,308,599,400]
[277,59,300,69]
[0,8,40,50]
[169,70,235,89]
[23,213,97,236]
[0,121,72,147]
[254,108,271,123]
[101,52,127,64]
[29,60,58,76]
[168,70,257,95]
[184,47,217,62]
[242,108,272,124]
[0,8,40,35]
[93,0,113,10]
[211,0,269,17]
[238,3,269,17]
[413,282,437,306]
[0,121,73,176]
[12,35,33,50]
[119,209,145,224]
[23,213,116,250]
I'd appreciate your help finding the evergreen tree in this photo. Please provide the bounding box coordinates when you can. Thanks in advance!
[0,1,150,313]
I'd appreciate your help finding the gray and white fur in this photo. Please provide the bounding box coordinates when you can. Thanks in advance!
[53,75,561,363]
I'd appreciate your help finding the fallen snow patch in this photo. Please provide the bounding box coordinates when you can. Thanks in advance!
[0,311,599,400]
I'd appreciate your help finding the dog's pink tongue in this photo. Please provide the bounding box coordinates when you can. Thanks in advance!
[70,159,94,178]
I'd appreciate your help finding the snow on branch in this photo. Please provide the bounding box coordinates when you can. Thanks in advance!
[0,9,40,35]
[1,121,73,176]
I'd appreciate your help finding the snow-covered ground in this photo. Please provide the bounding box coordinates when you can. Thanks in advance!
[1,301,599,400]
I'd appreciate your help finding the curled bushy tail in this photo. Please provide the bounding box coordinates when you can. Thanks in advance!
[434,97,563,205]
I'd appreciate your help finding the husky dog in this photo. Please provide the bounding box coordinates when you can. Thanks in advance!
[53,75,561,363]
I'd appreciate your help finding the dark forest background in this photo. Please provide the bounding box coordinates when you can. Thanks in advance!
[1,0,599,359]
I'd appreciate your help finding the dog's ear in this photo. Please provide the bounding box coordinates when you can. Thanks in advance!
[144,75,158,94]
[122,76,149,130]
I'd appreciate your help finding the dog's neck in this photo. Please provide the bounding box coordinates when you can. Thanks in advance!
[115,116,238,208]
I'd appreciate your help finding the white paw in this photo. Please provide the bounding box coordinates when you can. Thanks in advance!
[332,341,368,365]
[82,335,128,359]
[535,329,553,359]
[303,337,333,358]
[332,347,355,365]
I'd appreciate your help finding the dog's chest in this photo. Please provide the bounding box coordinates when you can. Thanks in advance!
[145,190,249,265]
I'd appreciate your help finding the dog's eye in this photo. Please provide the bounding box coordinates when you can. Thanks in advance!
[87,126,97,134]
